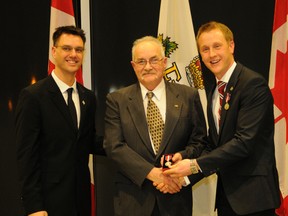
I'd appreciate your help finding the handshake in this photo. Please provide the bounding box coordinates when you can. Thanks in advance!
[148,153,200,194]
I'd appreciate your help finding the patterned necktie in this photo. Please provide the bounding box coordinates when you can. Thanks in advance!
[217,81,227,121]
[67,88,77,128]
[146,91,164,154]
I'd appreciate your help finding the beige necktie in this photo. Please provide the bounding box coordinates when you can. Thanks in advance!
[146,91,164,154]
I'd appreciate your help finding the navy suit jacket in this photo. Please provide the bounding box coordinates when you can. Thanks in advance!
[15,75,100,216]
[197,63,280,214]
[103,80,208,216]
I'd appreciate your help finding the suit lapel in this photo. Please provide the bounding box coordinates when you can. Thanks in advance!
[207,83,219,142]
[77,84,88,133]
[127,85,155,155]
[157,83,182,157]
[219,63,241,132]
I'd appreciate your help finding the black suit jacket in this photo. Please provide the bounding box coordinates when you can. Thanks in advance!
[197,63,280,214]
[103,80,208,216]
[15,75,100,216]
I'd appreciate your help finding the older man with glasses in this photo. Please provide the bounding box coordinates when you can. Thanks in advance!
[103,36,208,216]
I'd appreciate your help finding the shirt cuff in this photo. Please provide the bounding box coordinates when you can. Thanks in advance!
[183,176,191,186]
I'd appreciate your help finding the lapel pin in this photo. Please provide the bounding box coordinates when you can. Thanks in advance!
[174,104,179,108]
[230,86,234,91]
[82,100,85,105]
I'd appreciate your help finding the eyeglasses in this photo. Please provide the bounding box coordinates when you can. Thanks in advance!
[134,58,163,67]
[55,45,85,54]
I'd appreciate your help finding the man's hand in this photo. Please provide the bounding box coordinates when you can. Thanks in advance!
[154,177,186,193]
[28,211,48,216]
[163,159,192,178]
[171,152,182,165]
[160,152,182,167]
[147,167,182,194]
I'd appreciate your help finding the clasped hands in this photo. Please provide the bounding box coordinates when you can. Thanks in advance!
[150,153,193,194]
[28,211,48,216]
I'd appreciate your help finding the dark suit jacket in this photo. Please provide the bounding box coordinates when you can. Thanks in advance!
[103,80,207,216]
[197,63,281,215]
[15,75,100,216]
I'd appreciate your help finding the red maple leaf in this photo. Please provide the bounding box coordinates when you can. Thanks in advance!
[270,42,288,144]
[276,194,288,216]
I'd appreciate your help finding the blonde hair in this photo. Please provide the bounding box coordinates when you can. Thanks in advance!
[196,21,234,47]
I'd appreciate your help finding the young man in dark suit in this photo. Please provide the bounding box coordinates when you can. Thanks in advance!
[15,26,102,216]
[103,36,208,216]
[163,21,281,216]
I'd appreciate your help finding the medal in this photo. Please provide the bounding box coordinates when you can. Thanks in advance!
[224,103,229,110]
[224,93,231,110]
[163,154,174,170]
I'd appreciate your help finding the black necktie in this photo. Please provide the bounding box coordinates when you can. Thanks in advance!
[67,88,77,128]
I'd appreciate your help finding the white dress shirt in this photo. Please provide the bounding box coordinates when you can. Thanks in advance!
[140,79,166,153]
[51,71,80,128]
[212,62,236,133]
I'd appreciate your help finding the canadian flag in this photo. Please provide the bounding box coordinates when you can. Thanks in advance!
[268,0,288,215]
[48,1,95,215]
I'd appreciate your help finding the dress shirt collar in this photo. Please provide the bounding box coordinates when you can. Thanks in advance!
[139,79,165,101]
[51,70,77,93]
[216,61,237,84]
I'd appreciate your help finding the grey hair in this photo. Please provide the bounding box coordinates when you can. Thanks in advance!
[131,36,165,60]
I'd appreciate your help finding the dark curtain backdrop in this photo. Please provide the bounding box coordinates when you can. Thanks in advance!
[1,0,274,215]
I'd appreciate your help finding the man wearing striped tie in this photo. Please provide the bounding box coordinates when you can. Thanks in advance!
[163,21,281,216]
